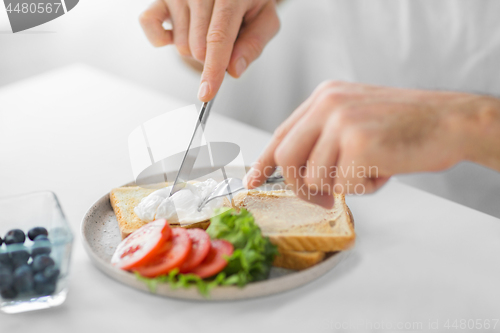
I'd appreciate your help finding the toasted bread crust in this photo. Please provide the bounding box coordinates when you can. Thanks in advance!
[268,234,354,252]
[273,250,326,270]
[110,186,156,239]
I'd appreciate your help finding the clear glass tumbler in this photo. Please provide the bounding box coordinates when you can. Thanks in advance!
[0,191,73,313]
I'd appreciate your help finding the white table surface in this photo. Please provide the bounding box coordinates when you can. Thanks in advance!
[1,65,500,333]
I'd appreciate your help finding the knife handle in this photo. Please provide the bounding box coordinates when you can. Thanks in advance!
[199,96,216,129]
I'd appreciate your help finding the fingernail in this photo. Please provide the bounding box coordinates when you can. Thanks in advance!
[235,58,247,77]
[198,81,210,100]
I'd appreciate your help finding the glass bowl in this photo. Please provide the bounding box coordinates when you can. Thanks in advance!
[0,191,73,313]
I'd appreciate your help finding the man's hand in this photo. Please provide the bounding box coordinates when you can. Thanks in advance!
[139,0,280,102]
[244,81,500,208]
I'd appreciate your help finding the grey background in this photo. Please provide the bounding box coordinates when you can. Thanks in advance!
[0,0,498,217]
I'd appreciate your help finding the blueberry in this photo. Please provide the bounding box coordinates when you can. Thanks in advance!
[4,229,25,245]
[13,265,34,293]
[31,239,52,257]
[34,235,49,242]
[0,287,18,299]
[28,227,49,241]
[0,262,13,273]
[32,255,55,273]
[33,272,47,284]
[33,272,56,295]
[31,246,51,258]
[0,266,13,289]
[0,252,12,268]
[42,266,60,284]
[36,283,56,296]
[9,247,30,268]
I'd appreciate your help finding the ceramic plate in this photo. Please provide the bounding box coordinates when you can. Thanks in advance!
[81,169,349,301]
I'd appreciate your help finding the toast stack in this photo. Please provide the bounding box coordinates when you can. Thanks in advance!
[232,190,355,270]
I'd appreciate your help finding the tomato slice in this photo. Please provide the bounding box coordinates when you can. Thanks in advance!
[179,228,211,273]
[134,227,192,278]
[188,239,234,279]
[111,219,172,270]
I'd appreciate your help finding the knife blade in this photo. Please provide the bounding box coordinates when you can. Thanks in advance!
[169,97,215,197]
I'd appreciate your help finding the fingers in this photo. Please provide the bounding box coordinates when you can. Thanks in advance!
[244,91,318,189]
[139,0,174,47]
[274,110,324,202]
[140,0,280,102]
[227,1,280,78]
[366,177,390,193]
[246,80,390,207]
[244,83,334,189]
[245,100,336,208]
[272,91,344,204]
[168,1,191,56]
[304,114,341,194]
[303,193,335,209]
[198,2,246,101]
[188,0,214,62]
[333,129,390,195]
[274,107,337,208]
[334,154,372,196]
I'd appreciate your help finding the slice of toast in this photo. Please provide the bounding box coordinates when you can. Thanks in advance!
[273,250,326,270]
[110,186,211,239]
[232,190,355,253]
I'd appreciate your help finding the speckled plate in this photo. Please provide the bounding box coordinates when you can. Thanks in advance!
[81,169,349,301]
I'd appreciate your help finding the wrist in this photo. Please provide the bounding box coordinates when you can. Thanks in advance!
[452,95,500,169]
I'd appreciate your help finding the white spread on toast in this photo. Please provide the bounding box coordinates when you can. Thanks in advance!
[234,191,344,234]
[134,178,223,225]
